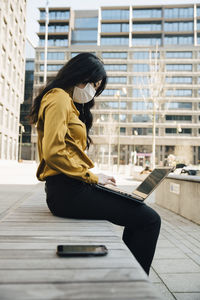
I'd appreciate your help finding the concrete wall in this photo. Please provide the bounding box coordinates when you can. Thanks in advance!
[155,174,200,225]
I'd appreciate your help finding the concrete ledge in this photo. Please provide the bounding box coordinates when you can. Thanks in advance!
[155,175,200,225]
[168,173,200,183]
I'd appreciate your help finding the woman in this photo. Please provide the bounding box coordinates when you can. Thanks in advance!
[28,52,161,275]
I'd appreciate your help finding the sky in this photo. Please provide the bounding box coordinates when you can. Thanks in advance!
[26,0,200,53]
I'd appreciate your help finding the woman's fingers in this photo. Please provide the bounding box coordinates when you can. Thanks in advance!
[107,177,116,185]
[97,173,116,186]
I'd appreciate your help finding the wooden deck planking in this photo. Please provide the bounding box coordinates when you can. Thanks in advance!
[0,242,127,250]
[0,258,140,270]
[0,183,161,299]
[0,282,161,300]
[0,249,133,259]
[0,268,146,284]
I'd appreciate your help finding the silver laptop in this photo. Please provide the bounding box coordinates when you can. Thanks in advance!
[95,167,172,204]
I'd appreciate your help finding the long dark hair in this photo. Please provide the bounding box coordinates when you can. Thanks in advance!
[28,52,107,148]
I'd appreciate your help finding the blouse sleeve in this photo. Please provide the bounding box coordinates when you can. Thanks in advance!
[42,89,98,184]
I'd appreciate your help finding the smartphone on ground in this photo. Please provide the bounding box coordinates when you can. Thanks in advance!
[56,245,108,257]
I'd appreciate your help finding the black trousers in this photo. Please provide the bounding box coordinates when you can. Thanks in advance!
[45,173,161,275]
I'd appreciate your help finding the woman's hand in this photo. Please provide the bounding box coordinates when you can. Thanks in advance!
[97,173,116,186]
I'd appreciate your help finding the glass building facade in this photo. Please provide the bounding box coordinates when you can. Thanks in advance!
[34,4,200,166]
[20,59,34,159]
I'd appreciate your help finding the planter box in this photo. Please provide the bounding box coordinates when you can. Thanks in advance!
[155,174,200,225]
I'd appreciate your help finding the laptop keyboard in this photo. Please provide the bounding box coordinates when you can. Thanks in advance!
[104,184,134,197]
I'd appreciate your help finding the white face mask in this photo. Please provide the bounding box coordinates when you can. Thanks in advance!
[73,83,96,104]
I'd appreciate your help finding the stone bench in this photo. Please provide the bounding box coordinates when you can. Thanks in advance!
[0,182,161,300]
[155,174,200,225]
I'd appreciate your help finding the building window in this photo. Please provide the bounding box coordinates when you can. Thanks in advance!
[166,64,192,71]
[132,114,152,122]
[132,35,161,46]
[10,113,14,131]
[164,7,193,19]
[0,104,3,125]
[0,76,5,97]
[40,52,65,60]
[40,24,69,33]
[197,21,200,31]
[72,30,97,43]
[102,89,126,96]
[133,76,149,84]
[133,22,162,31]
[166,89,192,97]
[7,57,12,78]
[104,64,127,71]
[120,127,126,135]
[4,135,8,159]
[165,128,192,134]
[102,23,129,33]
[132,101,153,110]
[2,18,7,43]
[165,102,192,110]
[166,51,192,58]
[166,76,192,84]
[26,61,34,70]
[133,89,149,98]
[102,52,127,59]
[9,137,12,160]
[40,10,70,20]
[102,9,129,20]
[133,64,149,72]
[99,101,126,109]
[164,21,193,32]
[5,83,10,103]
[40,64,63,71]
[133,8,162,18]
[113,114,126,122]
[0,132,1,159]
[101,37,129,45]
[165,128,177,134]
[133,51,149,59]
[75,17,98,28]
[164,35,193,45]
[108,77,127,84]
[39,38,68,46]
[8,31,13,52]
[132,127,159,135]
[5,109,9,128]
[2,47,6,70]
[165,115,192,121]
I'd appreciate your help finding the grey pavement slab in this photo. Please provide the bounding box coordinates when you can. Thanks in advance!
[174,293,200,300]
[153,283,175,300]
[149,203,200,299]
[149,269,162,283]
[160,273,200,292]
[156,239,175,248]
[152,258,200,274]
[153,247,188,259]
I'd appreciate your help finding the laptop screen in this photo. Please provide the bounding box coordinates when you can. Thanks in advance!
[135,168,171,196]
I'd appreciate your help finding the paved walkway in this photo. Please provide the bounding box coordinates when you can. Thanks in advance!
[0,161,200,300]
[148,204,200,300]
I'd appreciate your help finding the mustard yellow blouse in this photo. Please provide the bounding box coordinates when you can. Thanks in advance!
[36,88,98,184]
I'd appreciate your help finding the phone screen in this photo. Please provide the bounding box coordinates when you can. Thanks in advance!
[57,245,108,257]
